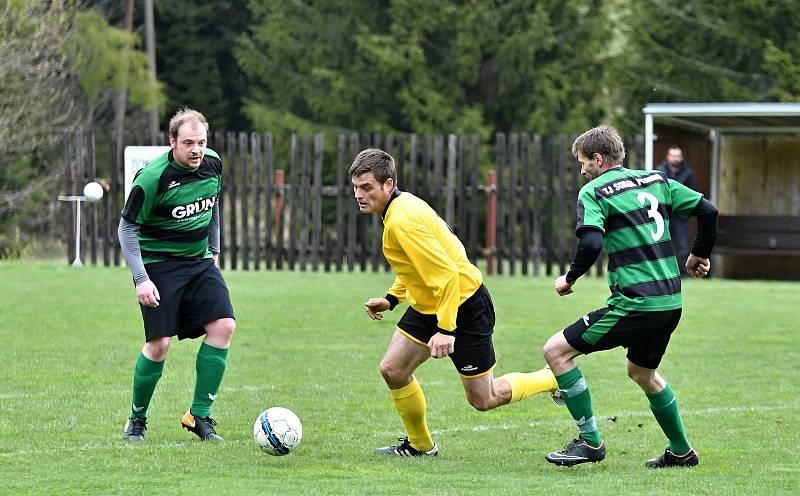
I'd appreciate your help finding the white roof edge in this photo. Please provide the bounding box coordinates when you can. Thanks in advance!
[643,102,800,117]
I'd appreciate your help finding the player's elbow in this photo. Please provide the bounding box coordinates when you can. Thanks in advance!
[117,219,128,244]
[430,268,459,300]
[694,198,718,220]
[703,199,718,220]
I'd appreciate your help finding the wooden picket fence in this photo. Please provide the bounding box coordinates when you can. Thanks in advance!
[58,129,645,276]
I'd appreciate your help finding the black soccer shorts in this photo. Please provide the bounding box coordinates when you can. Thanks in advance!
[138,258,235,341]
[396,284,496,377]
[563,306,682,369]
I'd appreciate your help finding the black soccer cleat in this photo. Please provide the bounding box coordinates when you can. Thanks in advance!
[123,417,147,442]
[645,448,699,468]
[181,410,223,441]
[545,438,606,466]
[375,437,439,457]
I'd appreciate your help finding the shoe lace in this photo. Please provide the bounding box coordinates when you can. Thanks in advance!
[130,418,147,434]
[201,417,218,429]
[394,437,416,454]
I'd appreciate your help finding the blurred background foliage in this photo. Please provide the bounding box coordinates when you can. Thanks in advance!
[1,0,798,258]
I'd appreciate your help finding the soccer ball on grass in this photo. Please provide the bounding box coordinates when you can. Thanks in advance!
[253,407,302,456]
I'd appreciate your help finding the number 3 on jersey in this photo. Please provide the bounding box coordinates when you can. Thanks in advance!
[637,192,664,241]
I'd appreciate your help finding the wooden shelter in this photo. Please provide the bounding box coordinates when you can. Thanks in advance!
[643,103,800,280]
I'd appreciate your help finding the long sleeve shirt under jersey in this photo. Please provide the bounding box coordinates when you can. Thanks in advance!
[381,191,482,333]
[565,197,718,285]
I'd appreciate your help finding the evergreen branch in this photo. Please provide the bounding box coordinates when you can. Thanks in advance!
[0,169,65,217]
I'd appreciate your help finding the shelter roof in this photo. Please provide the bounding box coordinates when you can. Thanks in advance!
[643,103,800,133]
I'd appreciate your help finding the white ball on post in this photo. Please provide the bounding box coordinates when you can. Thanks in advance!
[83,182,104,202]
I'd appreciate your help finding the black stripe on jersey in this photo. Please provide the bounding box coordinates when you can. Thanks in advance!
[157,156,222,194]
[140,224,210,243]
[575,199,606,233]
[604,204,672,232]
[607,240,674,271]
[121,185,145,222]
[594,172,666,199]
[575,199,586,231]
[140,250,206,261]
[618,276,681,298]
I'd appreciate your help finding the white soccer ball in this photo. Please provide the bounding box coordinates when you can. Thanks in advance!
[253,407,302,456]
[83,182,104,202]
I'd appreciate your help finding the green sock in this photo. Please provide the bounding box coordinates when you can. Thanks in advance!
[556,367,602,447]
[647,384,691,455]
[190,342,228,418]
[130,353,164,419]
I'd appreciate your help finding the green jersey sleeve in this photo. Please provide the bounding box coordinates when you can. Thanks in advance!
[668,178,703,218]
[575,184,606,234]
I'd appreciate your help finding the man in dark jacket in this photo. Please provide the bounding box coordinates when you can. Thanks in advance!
[658,146,699,276]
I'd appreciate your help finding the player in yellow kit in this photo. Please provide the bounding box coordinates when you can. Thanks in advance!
[350,148,559,456]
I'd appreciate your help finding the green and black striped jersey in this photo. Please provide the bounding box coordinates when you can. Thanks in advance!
[576,167,703,311]
[121,149,222,263]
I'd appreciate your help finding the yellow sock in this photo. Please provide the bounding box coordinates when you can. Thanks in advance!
[390,378,434,452]
[499,367,558,403]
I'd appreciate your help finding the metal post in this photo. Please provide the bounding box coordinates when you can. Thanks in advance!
[445,134,457,226]
[144,0,159,144]
[73,198,83,266]
[484,170,497,275]
[274,169,285,240]
[710,129,720,206]
[644,112,654,171]
[59,195,86,267]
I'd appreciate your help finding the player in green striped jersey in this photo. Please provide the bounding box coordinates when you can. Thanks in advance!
[542,125,718,468]
[119,109,236,442]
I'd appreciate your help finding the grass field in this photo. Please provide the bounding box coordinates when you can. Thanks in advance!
[1,261,798,495]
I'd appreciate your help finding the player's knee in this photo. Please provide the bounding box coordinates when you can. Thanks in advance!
[542,342,553,362]
[222,318,236,338]
[626,366,651,386]
[378,360,401,382]
[542,337,562,366]
[209,318,236,341]
[144,337,171,361]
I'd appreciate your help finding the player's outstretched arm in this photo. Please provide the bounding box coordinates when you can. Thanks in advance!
[555,228,603,296]
[118,217,160,307]
[687,198,718,278]
[209,199,220,267]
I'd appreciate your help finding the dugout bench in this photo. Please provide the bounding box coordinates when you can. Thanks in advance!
[716,215,800,256]
[714,215,800,279]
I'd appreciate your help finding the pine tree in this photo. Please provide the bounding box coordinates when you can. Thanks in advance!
[612,0,800,131]
[236,0,612,134]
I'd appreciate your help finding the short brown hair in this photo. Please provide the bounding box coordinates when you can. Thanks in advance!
[572,124,626,165]
[348,148,397,185]
[168,108,209,140]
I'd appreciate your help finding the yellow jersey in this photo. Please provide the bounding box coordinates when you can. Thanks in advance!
[382,192,483,332]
